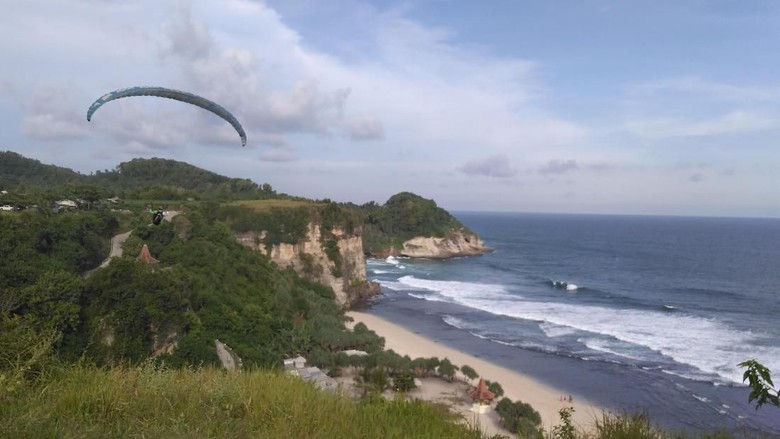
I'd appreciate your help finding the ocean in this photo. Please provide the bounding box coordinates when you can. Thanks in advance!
[363,212,780,434]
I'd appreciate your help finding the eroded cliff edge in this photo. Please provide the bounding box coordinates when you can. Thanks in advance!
[371,229,491,259]
[235,223,380,308]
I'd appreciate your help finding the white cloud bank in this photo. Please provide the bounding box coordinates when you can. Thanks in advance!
[3,1,780,216]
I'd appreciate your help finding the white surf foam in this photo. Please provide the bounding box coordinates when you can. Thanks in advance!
[375,279,407,291]
[581,338,647,362]
[539,322,577,338]
[392,275,780,385]
[408,292,449,303]
[551,280,580,291]
[397,275,514,301]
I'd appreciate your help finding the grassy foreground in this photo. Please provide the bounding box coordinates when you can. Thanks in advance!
[0,363,483,439]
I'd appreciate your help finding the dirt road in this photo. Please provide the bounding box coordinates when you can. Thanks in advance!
[100,231,132,268]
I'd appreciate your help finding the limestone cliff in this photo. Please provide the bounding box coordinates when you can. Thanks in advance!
[376,230,491,259]
[235,223,379,307]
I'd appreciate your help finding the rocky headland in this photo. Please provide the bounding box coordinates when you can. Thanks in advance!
[371,230,491,259]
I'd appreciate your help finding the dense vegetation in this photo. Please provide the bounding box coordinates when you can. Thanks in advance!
[1,153,471,256]
[0,151,86,187]
[354,192,471,254]
[3,152,776,438]
[0,209,118,288]
[0,152,280,201]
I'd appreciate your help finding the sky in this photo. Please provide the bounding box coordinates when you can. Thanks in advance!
[2,0,780,217]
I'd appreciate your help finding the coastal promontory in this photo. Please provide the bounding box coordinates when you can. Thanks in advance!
[358,191,491,259]
[384,231,490,259]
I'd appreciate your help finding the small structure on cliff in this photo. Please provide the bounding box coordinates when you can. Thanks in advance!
[283,356,307,370]
[137,244,159,264]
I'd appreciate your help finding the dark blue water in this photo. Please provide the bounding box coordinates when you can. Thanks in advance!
[364,213,780,434]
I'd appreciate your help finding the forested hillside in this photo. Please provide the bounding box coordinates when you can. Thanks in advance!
[1,205,382,368]
[0,151,87,187]
[0,152,279,201]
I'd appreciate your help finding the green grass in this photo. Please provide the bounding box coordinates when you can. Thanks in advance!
[230,199,320,212]
[0,364,484,439]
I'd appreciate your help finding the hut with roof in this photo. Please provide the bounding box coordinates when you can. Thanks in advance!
[469,378,496,413]
[137,244,159,264]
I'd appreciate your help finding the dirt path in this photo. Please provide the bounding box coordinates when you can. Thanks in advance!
[86,210,180,276]
[101,231,132,267]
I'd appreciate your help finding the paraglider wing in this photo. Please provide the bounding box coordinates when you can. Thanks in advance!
[86,86,247,146]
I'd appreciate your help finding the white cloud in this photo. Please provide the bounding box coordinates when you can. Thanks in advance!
[621,77,780,141]
[538,159,579,175]
[259,147,295,162]
[347,115,384,141]
[15,0,779,215]
[634,77,780,103]
[21,85,88,141]
[624,111,778,138]
[459,155,516,178]
[689,172,704,182]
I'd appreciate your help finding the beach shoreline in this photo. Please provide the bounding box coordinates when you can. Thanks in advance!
[347,310,605,433]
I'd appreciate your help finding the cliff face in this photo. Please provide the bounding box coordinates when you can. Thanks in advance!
[376,230,491,259]
[235,224,379,307]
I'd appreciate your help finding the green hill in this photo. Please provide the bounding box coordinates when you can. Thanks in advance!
[0,152,279,201]
[92,157,279,200]
[0,151,87,187]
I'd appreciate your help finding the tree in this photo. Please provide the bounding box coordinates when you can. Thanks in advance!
[739,360,780,410]
[551,407,575,439]
[487,380,505,398]
[461,364,478,384]
[363,367,390,394]
[411,357,427,378]
[393,370,416,392]
[496,397,542,437]
[437,358,459,382]
[424,357,440,377]
[19,270,83,332]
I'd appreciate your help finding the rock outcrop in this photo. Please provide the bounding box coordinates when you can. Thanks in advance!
[235,223,379,308]
[375,230,491,259]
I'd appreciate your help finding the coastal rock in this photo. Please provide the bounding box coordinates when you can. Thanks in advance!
[235,224,380,308]
[380,230,491,259]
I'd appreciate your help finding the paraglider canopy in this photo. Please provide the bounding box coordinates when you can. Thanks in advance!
[87,86,247,146]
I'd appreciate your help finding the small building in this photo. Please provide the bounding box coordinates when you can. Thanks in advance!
[469,378,496,413]
[283,355,307,370]
[55,200,78,209]
[341,349,368,357]
[137,244,159,264]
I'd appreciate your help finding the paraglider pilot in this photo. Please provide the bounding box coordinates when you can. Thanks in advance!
[150,207,164,225]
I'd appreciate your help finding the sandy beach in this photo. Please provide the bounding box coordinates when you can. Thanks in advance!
[347,311,604,434]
